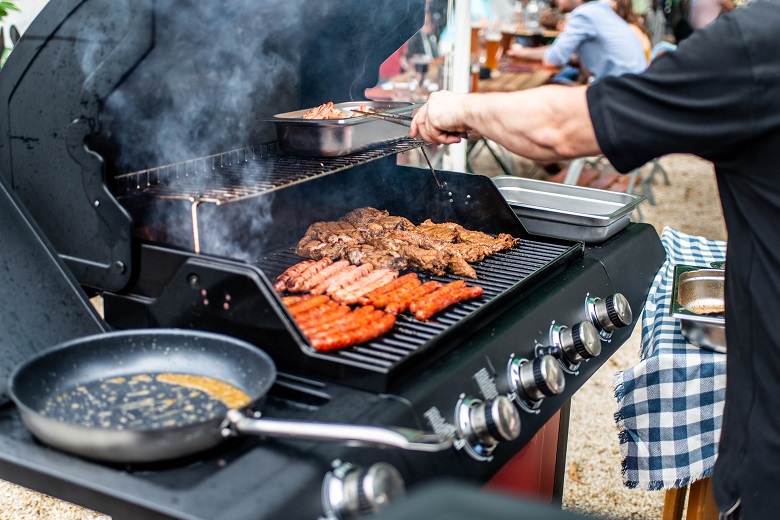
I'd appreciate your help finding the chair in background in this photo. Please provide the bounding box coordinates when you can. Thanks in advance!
[466,137,516,176]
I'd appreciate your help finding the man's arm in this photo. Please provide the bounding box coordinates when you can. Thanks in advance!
[507,44,553,66]
[410,86,600,162]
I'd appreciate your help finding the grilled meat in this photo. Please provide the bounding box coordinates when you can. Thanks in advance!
[409,281,485,321]
[295,207,519,278]
[316,263,373,295]
[274,260,315,292]
[330,268,398,305]
[358,273,421,307]
[292,259,350,294]
[285,257,333,293]
[302,102,370,120]
[310,311,396,352]
[384,280,444,315]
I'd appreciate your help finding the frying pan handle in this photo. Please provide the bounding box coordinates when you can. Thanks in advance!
[223,410,454,452]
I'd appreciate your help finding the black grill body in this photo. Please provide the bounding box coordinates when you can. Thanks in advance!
[0,224,665,520]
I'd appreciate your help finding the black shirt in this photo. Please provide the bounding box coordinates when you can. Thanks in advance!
[587,2,780,518]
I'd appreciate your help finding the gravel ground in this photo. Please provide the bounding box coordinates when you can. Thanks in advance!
[0,153,726,519]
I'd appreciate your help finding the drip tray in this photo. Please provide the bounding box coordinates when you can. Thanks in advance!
[492,176,644,243]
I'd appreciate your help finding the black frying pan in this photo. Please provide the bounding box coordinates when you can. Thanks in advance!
[8,329,452,463]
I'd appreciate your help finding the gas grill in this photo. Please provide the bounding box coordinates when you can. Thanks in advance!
[0,1,666,519]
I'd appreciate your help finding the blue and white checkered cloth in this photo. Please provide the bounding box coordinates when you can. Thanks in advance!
[614,227,727,490]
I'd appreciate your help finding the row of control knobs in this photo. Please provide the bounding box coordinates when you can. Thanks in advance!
[322,294,632,520]
[508,294,632,404]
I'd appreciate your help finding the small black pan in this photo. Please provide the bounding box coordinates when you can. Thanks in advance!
[8,329,452,464]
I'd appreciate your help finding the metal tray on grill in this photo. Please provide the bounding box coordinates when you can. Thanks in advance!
[270,101,416,157]
[491,176,644,243]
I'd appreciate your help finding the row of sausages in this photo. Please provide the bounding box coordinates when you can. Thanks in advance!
[276,258,484,351]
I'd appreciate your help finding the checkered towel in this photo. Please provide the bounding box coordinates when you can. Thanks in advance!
[614,227,727,490]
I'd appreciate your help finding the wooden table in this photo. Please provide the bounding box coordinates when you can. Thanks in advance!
[502,24,561,39]
[478,66,556,93]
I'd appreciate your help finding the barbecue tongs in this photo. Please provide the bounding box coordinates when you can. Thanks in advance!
[352,108,468,140]
[353,108,464,190]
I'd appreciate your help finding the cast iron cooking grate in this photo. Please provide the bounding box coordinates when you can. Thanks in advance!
[114,138,424,202]
[255,237,581,381]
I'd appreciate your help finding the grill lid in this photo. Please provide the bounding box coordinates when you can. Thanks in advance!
[0,0,424,291]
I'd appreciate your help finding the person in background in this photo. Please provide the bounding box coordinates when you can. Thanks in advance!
[410,2,780,518]
[506,0,647,82]
[643,0,668,46]
[611,0,653,61]
[690,0,734,28]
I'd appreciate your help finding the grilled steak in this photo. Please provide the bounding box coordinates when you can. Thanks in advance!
[295,208,519,278]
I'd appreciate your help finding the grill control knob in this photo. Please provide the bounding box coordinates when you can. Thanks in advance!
[508,355,566,403]
[559,322,602,364]
[469,396,521,445]
[322,461,405,519]
[590,293,632,331]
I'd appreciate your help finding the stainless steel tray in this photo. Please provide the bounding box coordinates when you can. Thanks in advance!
[670,265,726,353]
[491,176,644,242]
[270,101,416,157]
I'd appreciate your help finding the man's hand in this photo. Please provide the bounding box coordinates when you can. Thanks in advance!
[410,91,471,145]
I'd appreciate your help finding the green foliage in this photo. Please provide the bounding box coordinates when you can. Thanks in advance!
[0,1,19,21]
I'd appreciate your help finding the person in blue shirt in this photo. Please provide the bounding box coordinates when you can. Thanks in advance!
[507,0,647,81]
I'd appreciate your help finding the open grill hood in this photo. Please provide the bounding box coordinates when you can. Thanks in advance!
[0,0,425,292]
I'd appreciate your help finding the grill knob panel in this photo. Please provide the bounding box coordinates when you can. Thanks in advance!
[322,461,405,520]
[559,322,602,364]
[592,293,632,331]
[508,355,566,403]
[470,396,521,445]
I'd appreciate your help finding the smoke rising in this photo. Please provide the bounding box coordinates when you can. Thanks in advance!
[88,0,422,261]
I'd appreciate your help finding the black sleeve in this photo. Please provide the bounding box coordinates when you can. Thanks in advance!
[586,2,780,173]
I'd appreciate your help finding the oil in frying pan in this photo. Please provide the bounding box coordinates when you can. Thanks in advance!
[40,373,252,430]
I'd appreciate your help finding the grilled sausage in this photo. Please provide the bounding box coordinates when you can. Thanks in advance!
[362,276,422,309]
[412,284,484,321]
[310,312,397,352]
[293,299,340,322]
[297,259,351,293]
[331,269,398,305]
[409,280,467,314]
[286,257,333,293]
[282,294,312,306]
[314,263,373,295]
[358,273,420,306]
[385,280,445,315]
[286,294,332,316]
[274,260,315,292]
[296,304,351,330]
[372,278,424,309]
[302,305,376,336]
